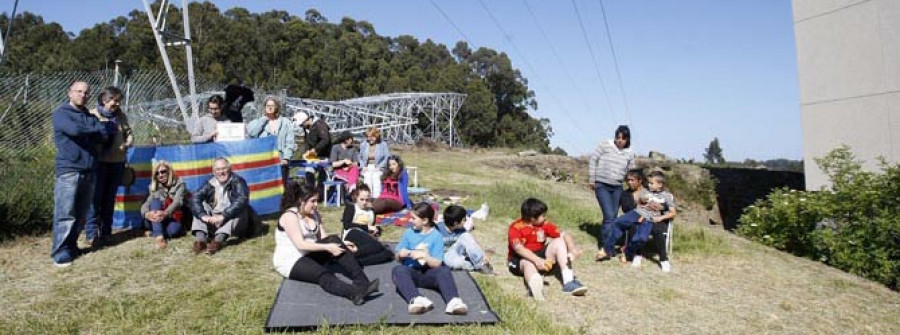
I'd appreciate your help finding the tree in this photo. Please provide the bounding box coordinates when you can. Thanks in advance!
[704,137,725,164]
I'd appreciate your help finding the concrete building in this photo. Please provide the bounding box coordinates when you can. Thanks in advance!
[792,0,900,190]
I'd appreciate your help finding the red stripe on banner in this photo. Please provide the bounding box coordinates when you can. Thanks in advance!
[177,167,213,178]
[234,157,282,170]
[135,171,152,178]
[250,179,283,192]
[116,194,146,202]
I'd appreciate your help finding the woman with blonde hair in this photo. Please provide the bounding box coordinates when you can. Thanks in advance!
[140,160,186,249]
[357,127,390,170]
[247,95,297,184]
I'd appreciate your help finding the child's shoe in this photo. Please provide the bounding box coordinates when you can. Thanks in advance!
[631,255,642,268]
[444,297,468,315]
[661,261,671,273]
[562,279,588,296]
[594,249,610,262]
[408,296,434,314]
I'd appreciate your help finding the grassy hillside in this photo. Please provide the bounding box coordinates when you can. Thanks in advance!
[1,148,898,334]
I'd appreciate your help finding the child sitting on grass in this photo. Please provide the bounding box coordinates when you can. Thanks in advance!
[341,184,393,265]
[507,198,587,300]
[597,171,677,272]
[437,205,493,275]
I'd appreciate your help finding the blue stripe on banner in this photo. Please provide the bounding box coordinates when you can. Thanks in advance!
[114,137,283,230]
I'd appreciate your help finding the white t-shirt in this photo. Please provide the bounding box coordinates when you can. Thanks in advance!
[272,209,322,278]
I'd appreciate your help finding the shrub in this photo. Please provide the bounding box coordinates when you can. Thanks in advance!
[0,148,55,240]
[738,146,900,289]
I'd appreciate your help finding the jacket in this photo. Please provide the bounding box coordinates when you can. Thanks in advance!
[140,178,186,220]
[357,141,390,169]
[89,107,134,163]
[246,116,297,160]
[52,103,108,175]
[190,174,250,222]
[304,119,332,158]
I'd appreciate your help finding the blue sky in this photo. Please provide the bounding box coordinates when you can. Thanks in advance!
[8,0,802,161]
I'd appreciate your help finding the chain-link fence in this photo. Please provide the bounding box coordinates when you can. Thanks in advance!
[0,69,222,157]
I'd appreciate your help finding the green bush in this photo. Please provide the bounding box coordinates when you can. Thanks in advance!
[0,148,55,240]
[738,147,900,289]
[667,168,718,211]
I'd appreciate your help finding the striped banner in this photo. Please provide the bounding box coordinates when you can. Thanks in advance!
[113,137,283,230]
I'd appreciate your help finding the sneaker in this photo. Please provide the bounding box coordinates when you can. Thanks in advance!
[476,262,495,276]
[632,255,642,268]
[352,278,380,305]
[192,241,207,255]
[407,296,434,314]
[595,249,610,262]
[471,203,489,220]
[562,279,588,296]
[445,297,468,315]
[661,261,671,273]
[53,260,73,268]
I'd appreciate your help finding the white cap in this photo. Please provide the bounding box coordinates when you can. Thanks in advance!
[292,111,309,128]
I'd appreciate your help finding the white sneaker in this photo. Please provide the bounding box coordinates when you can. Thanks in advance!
[632,255,643,268]
[471,203,489,220]
[445,297,468,315]
[408,296,434,314]
[661,261,671,273]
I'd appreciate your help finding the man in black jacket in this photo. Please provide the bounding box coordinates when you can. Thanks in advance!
[189,157,250,255]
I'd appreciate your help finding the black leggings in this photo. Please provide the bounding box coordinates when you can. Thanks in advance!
[650,222,669,262]
[288,235,370,299]
[344,228,394,266]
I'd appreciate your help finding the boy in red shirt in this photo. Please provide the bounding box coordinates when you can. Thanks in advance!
[507,198,587,300]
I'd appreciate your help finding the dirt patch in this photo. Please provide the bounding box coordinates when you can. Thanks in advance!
[485,154,588,184]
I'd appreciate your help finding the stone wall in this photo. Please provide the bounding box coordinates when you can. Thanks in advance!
[707,167,805,230]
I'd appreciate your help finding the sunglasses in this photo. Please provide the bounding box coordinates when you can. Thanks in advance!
[156,170,169,175]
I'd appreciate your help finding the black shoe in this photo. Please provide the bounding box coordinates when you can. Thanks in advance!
[352,278,380,305]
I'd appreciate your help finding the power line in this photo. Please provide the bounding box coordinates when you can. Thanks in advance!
[598,0,632,125]
[428,0,473,47]
[474,0,592,139]
[570,0,618,123]
[521,0,616,131]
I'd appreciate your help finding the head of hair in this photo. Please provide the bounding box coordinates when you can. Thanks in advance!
[264,95,282,116]
[213,157,231,171]
[337,131,353,144]
[207,94,225,107]
[281,178,318,211]
[349,183,371,203]
[520,198,549,221]
[625,169,646,188]
[411,202,436,227]
[149,160,177,192]
[97,86,123,105]
[384,155,405,180]
[443,205,468,227]
[365,127,382,141]
[614,125,631,148]
[647,170,666,187]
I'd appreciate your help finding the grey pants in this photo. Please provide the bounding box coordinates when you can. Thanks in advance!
[191,203,250,239]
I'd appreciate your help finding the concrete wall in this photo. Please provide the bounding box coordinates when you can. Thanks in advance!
[793,0,900,190]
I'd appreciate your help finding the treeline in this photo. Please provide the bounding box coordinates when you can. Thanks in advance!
[0,2,554,151]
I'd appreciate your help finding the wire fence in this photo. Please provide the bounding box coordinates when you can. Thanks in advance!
[0,69,222,158]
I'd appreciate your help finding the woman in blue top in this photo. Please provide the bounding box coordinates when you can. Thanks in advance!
[358,127,390,170]
[247,96,297,184]
[392,203,468,315]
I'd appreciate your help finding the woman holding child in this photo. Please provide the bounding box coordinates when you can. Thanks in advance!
[272,180,380,305]
[392,203,468,315]
[589,125,635,261]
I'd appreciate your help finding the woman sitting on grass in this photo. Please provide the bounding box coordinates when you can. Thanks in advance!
[372,155,412,215]
[392,202,468,315]
[140,160,185,249]
[341,184,394,265]
[272,179,379,305]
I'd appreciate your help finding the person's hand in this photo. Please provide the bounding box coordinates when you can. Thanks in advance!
[210,214,225,227]
[588,182,596,190]
[325,243,345,256]
[647,201,663,211]
[280,159,289,166]
[367,226,378,235]
[201,215,212,224]
[410,249,428,261]
[535,257,549,272]
[119,144,128,151]
[343,241,358,253]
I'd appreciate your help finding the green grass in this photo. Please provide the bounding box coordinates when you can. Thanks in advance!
[2,147,899,334]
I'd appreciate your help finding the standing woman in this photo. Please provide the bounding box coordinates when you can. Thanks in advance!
[588,125,635,260]
[140,160,186,249]
[86,86,133,247]
[372,155,413,215]
[272,180,380,305]
[247,96,297,184]
[358,127,390,197]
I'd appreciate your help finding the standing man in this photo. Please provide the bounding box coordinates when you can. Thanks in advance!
[190,94,229,143]
[51,81,108,267]
[293,111,331,201]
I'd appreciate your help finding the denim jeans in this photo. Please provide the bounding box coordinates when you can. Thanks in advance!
[143,198,184,238]
[602,210,646,256]
[52,171,96,263]
[443,232,486,271]
[85,162,124,241]
[594,181,623,226]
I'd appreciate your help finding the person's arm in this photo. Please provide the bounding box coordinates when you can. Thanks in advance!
[52,109,105,137]
[120,113,134,149]
[394,230,413,261]
[163,181,185,217]
[190,183,212,219]
[510,226,548,271]
[312,123,331,155]
[357,143,367,167]
[140,193,152,220]
[654,195,678,223]
[245,117,265,138]
[281,213,343,255]
[329,146,342,167]
[281,119,296,161]
[399,170,412,209]
[190,118,215,143]
[377,143,390,169]
[222,177,250,221]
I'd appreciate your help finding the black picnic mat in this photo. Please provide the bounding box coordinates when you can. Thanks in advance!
[264,258,500,331]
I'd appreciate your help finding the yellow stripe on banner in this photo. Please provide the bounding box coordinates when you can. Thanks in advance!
[250,185,284,200]
[115,201,143,212]
[169,150,279,171]
[129,162,153,172]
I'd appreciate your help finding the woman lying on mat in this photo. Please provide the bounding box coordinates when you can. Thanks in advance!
[341,184,394,265]
[272,179,379,305]
[392,203,468,315]
[372,155,413,215]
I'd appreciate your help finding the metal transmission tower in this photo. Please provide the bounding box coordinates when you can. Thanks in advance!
[285,93,467,147]
[141,0,200,132]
